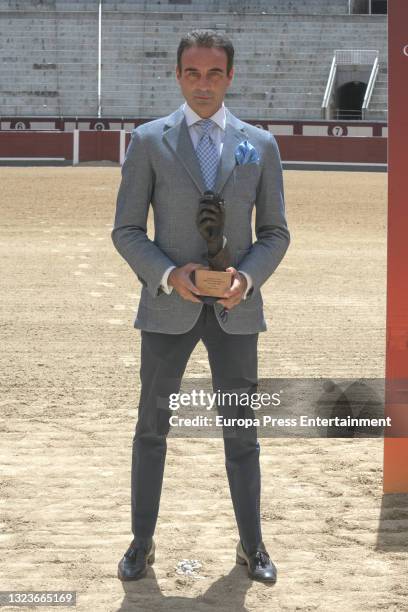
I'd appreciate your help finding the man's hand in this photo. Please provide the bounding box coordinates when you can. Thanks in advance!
[217,266,248,310]
[168,263,208,303]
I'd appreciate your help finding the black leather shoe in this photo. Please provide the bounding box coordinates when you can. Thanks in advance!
[117,538,155,581]
[236,540,277,583]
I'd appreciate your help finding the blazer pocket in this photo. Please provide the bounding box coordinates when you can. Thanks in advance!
[235,162,260,176]
[240,291,263,310]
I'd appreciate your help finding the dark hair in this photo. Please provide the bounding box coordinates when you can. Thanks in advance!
[177,30,234,75]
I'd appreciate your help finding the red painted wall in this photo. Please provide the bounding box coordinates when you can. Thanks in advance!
[0,131,387,164]
[0,131,73,159]
[276,135,386,163]
[79,130,121,162]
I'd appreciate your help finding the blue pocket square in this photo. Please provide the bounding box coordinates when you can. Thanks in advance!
[235,140,260,165]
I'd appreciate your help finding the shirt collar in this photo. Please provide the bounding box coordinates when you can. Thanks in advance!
[182,101,226,131]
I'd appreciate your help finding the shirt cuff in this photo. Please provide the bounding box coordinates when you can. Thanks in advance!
[161,265,176,294]
[238,270,252,300]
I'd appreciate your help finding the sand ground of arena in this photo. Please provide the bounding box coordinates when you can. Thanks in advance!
[1,166,407,611]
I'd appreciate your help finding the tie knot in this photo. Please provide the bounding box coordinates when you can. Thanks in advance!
[195,118,214,135]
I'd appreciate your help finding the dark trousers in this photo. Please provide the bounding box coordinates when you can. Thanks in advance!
[131,304,263,554]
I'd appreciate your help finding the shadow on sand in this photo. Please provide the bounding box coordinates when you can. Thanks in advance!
[116,562,275,611]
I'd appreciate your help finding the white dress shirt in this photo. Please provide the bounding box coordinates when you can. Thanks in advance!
[160,101,253,299]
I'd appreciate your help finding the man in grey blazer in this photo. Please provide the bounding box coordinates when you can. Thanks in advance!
[112,30,290,584]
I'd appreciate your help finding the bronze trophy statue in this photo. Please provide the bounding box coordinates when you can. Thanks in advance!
[192,190,233,315]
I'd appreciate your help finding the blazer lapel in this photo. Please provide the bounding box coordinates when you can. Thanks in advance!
[162,107,206,193]
[214,112,248,194]
[162,105,249,195]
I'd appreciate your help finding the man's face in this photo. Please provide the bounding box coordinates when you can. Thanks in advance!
[176,45,234,118]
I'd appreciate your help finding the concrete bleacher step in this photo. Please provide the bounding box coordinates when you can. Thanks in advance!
[0,2,387,121]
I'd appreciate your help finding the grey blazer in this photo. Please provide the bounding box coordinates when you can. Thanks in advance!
[111,105,290,335]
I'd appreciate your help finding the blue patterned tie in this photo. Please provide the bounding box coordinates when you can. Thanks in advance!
[195,119,219,191]
[194,119,228,323]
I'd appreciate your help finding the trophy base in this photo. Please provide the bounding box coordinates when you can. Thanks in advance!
[194,269,233,297]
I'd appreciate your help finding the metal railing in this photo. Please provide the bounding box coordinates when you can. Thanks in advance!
[348,0,387,14]
[332,108,363,120]
[362,56,379,118]
[335,49,379,65]
[322,50,379,120]
[322,57,337,120]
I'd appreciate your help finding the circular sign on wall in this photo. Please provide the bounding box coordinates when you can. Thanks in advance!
[90,120,110,130]
[10,120,29,130]
[328,125,348,136]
